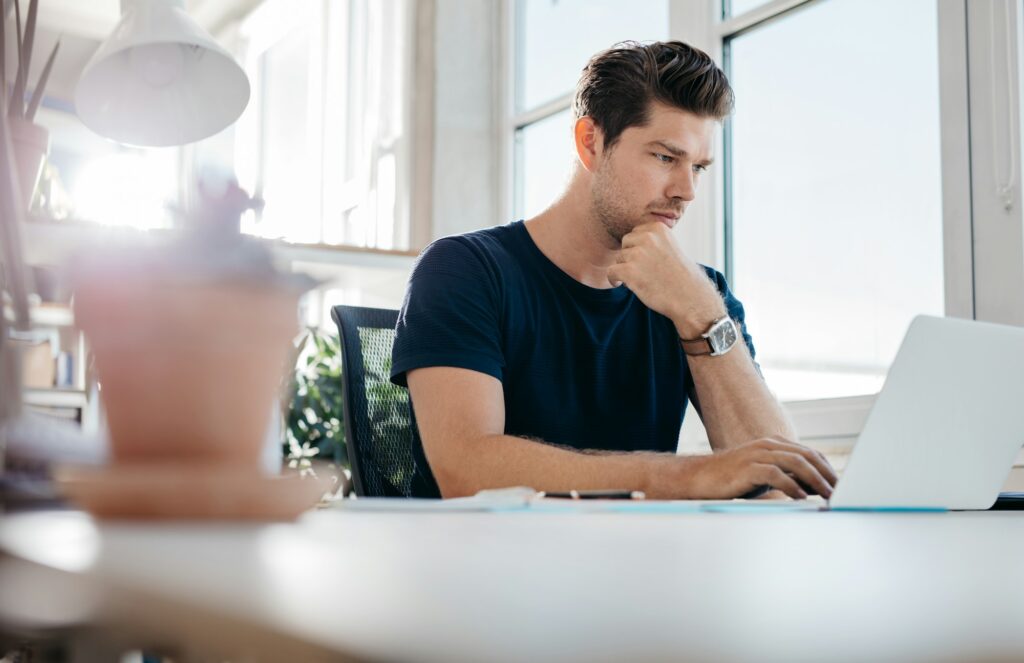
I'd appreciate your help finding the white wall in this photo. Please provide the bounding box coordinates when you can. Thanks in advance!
[430,0,502,241]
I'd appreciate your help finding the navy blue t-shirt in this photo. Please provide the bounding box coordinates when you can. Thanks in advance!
[390,220,756,497]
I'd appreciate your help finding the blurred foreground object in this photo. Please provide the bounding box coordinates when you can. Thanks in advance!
[1,4,76,496]
[4,0,62,210]
[1,105,30,453]
[64,174,320,518]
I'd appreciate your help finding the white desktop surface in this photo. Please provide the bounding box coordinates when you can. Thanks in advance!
[2,507,1024,662]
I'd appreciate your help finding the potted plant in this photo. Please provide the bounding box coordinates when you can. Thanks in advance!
[70,177,316,472]
[3,0,60,210]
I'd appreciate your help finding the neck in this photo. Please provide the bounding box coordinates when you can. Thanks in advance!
[523,171,620,289]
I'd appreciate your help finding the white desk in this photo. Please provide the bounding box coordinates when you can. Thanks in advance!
[1,507,1023,662]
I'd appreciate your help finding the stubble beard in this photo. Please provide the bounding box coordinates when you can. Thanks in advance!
[591,163,639,246]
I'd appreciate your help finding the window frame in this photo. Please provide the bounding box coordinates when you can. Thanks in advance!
[499,0,683,223]
[716,0,975,319]
[709,0,980,452]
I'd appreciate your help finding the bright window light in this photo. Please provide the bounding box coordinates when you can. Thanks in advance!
[232,0,410,249]
[71,151,178,230]
[727,0,944,402]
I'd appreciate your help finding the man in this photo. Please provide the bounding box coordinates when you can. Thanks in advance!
[391,40,837,500]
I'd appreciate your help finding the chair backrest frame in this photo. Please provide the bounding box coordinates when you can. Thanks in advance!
[331,305,416,497]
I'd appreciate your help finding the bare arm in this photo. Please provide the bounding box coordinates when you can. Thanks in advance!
[607,223,799,451]
[685,332,808,500]
[407,366,664,498]
[407,366,834,500]
[686,326,798,452]
[606,222,836,496]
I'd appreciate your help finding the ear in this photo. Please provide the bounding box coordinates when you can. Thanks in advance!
[574,116,603,173]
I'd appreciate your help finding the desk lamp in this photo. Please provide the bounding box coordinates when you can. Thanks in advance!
[74,0,250,147]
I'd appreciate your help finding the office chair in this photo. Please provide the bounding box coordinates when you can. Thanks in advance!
[331,305,418,497]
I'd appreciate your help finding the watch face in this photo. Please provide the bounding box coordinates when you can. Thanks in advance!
[709,319,738,353]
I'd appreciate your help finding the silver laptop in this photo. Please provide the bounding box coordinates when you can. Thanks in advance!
[827,315,1024,510]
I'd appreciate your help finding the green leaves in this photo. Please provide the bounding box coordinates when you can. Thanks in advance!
[283,324,414,493]
[284,327,347,468]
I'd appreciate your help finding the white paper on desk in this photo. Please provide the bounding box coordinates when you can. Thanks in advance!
[527,497,824,514]
[332,486,538,512]
[332,489,825,513]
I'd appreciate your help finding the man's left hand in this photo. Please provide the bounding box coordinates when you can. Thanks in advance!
[606,222,726,338]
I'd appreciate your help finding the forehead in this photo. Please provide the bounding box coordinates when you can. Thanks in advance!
[619,102,717,153]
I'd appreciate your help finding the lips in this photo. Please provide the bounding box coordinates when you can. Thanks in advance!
[650,211,679,227]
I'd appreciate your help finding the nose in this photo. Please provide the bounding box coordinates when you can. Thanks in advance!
[666,168,697,204]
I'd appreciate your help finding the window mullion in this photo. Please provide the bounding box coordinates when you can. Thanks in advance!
[966,0,1024,325]
[937,0,976,321]
[511,93,574,130]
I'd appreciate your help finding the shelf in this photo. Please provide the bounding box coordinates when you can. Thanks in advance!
[3,303,74,327]
[20,217,420,272]
[23,388,88,409]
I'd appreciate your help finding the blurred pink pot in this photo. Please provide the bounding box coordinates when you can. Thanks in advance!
[74,276,300,470]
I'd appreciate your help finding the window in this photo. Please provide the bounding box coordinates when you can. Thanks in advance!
[37,105,181,231]
[232,0,412,249]
[724,0,946,401]
[510,0,669,219]
[723,0,775,19]
[514,108,573,222]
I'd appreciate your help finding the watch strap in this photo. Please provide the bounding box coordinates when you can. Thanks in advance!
[679,336,714,356]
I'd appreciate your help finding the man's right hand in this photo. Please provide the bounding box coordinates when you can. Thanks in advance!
[670,437,837,500]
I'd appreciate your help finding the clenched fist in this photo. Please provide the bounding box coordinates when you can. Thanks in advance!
[606,222,727,338]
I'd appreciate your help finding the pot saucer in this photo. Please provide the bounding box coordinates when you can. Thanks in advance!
[54,464,335,521]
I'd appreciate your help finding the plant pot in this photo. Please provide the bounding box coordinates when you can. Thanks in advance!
[73,275,301,471]
[9,117,49,212]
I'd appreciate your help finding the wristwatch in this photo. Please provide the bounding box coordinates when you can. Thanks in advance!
[680,316,739,357]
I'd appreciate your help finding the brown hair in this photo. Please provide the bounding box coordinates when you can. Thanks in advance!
[573,41,734,149]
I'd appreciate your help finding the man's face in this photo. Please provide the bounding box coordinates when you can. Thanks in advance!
[589,102,717,244]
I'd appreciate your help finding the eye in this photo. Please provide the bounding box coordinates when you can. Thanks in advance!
[653,153,675,164]
[693,163,708,174]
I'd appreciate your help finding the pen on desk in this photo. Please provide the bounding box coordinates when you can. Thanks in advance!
[539,490,646,500]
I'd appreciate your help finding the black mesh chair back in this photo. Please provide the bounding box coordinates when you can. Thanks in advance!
[331,305,418,497]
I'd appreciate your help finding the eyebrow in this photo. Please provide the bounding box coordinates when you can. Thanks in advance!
[647,140,714,166]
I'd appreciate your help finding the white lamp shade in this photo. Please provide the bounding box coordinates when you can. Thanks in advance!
[74,0,250,147]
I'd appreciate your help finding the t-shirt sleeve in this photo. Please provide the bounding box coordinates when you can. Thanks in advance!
[704,266,758,364]
[686,266,763,417]
[390,237,505,387]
